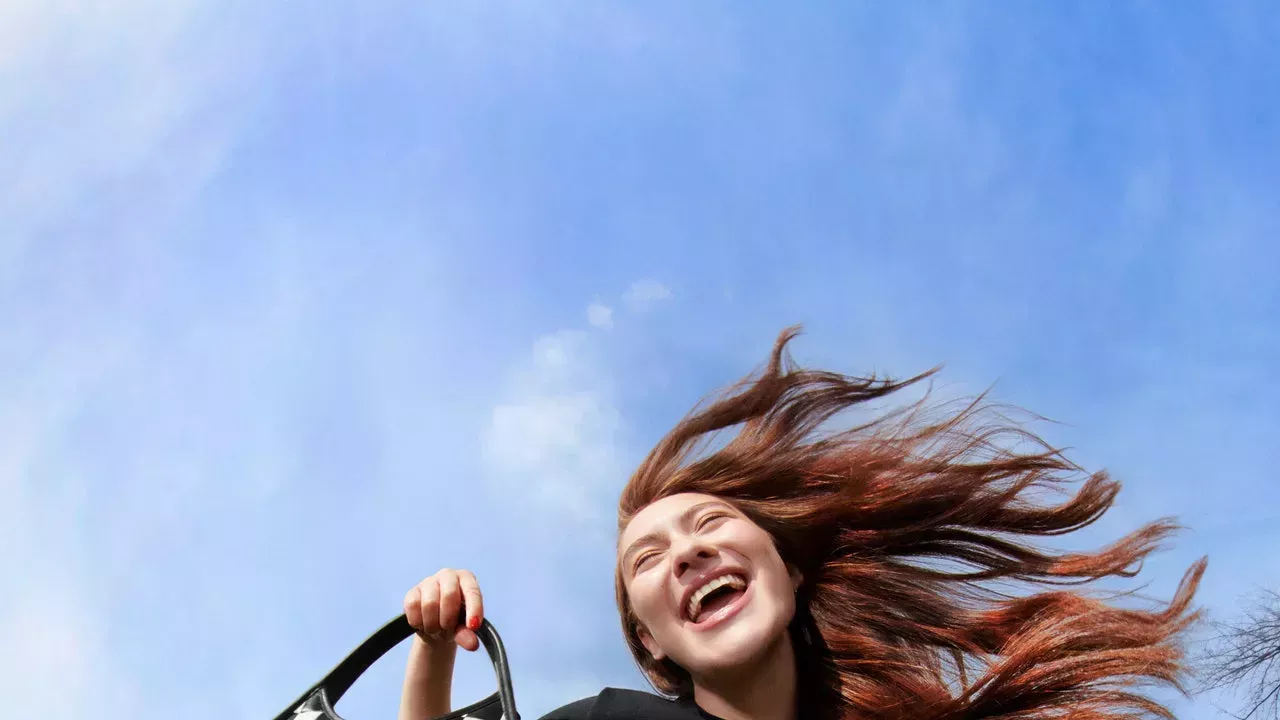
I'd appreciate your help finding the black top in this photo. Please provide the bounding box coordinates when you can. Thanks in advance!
[538,688,722,720]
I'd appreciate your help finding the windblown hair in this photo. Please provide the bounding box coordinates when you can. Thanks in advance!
[614,327,1206,720]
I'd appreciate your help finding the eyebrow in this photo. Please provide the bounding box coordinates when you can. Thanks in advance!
[620,500,732,573]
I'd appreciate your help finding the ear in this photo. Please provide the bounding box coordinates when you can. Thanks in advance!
[788,563,804,592]
[637,625,666,661]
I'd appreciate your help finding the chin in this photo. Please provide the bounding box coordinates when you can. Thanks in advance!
[680,606,793,674]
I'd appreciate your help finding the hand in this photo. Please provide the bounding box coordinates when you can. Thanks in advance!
[404,568,485,652]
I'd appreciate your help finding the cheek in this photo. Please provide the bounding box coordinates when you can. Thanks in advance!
[627,577,669,628]
[735,528,784,569]
[743,535,793,592]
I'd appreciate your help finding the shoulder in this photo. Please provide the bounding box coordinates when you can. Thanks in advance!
[536,688,696,720]
[535,694,598,720]
[594,688,690,719]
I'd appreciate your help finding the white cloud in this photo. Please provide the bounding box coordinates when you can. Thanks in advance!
[587,300,614,330]
[482,330,621,523]
[621,279,672,312]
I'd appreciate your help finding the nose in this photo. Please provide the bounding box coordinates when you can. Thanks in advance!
[671,533,716,578]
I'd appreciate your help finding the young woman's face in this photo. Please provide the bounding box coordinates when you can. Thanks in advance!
[618,492,800,680]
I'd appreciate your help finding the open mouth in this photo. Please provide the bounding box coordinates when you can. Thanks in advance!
[684,573,749,625]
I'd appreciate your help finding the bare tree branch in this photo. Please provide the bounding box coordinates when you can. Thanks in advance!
[1197,587,1280,720]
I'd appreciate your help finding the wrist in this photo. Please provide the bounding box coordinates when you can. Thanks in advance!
[411,635,457,666]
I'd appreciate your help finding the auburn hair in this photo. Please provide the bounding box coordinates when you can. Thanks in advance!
[614,326,1205,720]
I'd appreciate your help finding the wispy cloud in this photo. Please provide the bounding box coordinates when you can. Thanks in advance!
[0,3,271,718]
[483,329,621,523]
[0,0,260,275]
[0,592,114,719]
[622,280,673,313]
[483,281,673,523]
[587,300,615,330]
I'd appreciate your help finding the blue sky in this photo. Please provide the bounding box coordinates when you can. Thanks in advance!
[3,2,1277,719]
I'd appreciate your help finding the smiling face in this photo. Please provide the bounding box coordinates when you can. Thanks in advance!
[618,492,802,681]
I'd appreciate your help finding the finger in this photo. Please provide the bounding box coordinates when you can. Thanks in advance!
[404,586,424,631]
[458,570,484,631]
[419,579,442,636]
[438,571,463,635]
[454,626,480,652]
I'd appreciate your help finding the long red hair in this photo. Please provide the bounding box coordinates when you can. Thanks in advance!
[614,327,1205,720]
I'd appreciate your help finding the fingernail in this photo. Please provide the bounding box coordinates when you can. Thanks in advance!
[468,616,481,630]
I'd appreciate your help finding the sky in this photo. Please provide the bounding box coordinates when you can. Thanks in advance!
[2,2,1278,719]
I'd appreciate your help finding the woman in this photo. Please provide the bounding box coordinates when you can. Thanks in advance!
[400,328,1206,720]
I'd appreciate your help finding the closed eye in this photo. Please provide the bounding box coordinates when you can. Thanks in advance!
[634,551,660,572]
[695,512,730,532]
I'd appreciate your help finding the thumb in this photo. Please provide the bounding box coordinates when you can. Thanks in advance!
[453,626,480,652]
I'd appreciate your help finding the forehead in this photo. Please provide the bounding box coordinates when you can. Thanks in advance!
[618,492,729,549]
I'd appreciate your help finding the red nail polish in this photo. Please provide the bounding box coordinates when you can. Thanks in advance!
[468,616,481,630]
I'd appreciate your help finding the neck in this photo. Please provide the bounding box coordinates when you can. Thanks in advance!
[691,633,798,720]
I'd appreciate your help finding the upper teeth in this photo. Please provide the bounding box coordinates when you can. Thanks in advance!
[686,574,747,621]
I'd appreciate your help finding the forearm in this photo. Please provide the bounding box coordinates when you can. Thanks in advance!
[399,637,457,720]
